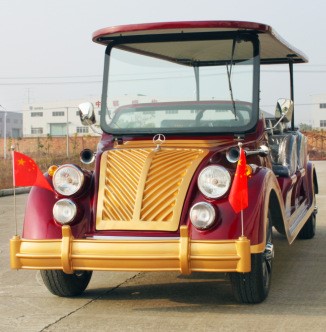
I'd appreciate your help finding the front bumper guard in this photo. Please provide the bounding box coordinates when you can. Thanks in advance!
[10,225,253,274]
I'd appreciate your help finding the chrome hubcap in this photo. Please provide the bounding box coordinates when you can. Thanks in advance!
[264,242,274,262]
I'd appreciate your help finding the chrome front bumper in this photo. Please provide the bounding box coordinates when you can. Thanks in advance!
[10,226,254,274]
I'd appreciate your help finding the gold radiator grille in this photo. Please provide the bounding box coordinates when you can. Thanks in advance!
[96,148,208,231]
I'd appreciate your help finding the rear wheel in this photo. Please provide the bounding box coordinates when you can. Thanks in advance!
[40,270,92,297]
[298,190,317,240]
[298,213,316,239]
[229,216,274,304]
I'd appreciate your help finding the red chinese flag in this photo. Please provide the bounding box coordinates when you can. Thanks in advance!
[12,151,53,192]
[229,148,248,213]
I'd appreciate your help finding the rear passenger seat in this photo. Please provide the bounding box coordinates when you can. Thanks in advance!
[266,119,298,177]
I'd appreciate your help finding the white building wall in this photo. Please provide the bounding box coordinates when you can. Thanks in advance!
[23,99,102,137]
[23,95,161,137]
[311,94,326,129]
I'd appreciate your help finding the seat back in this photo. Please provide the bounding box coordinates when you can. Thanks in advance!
[268,134,297,176]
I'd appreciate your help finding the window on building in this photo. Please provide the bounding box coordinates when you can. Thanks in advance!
[12,128,20,138]
[320,103,326,109]
[76,126,89,133]
[31,127,43,134]
[320,120,326,127]
[50,123,66,136]
[52,111,65,116]
[31,112,43,117]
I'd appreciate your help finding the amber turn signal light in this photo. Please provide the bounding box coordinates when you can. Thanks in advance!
[48,165,58,177]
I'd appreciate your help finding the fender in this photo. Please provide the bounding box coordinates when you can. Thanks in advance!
[263,161,317,244]
[307,161,318,197]
[22,186,61,239]
[189,166,284,247]
[22,175,94,240]
[244,167,284,245]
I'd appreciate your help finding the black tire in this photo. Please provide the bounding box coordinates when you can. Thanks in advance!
[298,213,316,240]
[298,188,317,240]
[229,217,273,304]
[40,270,92,297]
[273,223,286,236]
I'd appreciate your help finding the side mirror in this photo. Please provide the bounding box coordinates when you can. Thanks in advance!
[78,102,96,126]
[275,98,294,123]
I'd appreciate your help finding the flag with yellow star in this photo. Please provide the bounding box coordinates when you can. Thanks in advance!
[13,151,53,192]
[229,147,248,213]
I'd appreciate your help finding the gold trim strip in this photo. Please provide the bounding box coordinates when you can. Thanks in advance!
[250,242,265,254]
[117,139,231,149]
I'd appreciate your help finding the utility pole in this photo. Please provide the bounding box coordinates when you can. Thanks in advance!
[66,107,69,157]
[0,105,7,159]
[4,111,7,159]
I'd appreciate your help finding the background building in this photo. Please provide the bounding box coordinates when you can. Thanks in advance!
[23,95,158,137]
[311,94,326,129]
[23,99,102,137]
[0,111,23,138]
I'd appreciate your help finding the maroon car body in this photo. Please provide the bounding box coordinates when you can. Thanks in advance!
[10,21,318,304]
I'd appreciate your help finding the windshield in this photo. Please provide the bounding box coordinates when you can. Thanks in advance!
[101,35,259,134]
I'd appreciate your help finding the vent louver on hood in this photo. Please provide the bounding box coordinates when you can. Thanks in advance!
[96,148,208,231]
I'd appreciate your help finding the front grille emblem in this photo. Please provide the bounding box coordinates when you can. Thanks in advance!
[153,134,166,152]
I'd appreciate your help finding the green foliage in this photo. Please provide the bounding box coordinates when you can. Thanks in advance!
[299,123,312,131]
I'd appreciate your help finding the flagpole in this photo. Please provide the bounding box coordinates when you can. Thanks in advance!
[11,145,17,236]
[238,142,244,237]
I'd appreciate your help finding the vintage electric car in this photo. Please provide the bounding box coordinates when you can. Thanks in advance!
[10,21,318,304]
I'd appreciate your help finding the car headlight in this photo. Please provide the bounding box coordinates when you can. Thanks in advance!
[53,199,77,225]
[53,164,84,196]
[190,202,216,230]
[198,165,231,198]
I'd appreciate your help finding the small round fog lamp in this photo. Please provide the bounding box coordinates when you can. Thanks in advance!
[190,202,216,230]
[53,199,77,225]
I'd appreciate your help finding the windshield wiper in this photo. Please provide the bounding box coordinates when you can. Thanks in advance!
[226,38,237,119]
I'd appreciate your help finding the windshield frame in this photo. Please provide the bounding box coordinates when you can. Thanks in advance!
[100,31,260,136]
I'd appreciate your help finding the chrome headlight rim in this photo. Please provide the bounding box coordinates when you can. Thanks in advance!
[197,165,231,199]
[53,164,85,196]
[53,198,77,225]
[190,202,216,230]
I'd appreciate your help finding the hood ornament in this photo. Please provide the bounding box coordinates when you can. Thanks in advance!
[153,134,166,152]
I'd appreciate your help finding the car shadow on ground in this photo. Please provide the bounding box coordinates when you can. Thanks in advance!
[78,227,325,316]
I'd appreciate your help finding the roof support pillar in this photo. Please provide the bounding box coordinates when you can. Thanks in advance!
[289,60,295,130]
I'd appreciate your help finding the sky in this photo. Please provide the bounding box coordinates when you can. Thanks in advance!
[0,0,325,125]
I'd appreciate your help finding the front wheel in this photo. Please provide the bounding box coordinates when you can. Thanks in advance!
[229,250,273,304]
[40,270,92,297]
[229,217,274,304]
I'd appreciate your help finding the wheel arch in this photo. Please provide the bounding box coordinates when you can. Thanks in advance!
[313,166,319,195]
[268,189,285,235]
[251,169,286,246]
